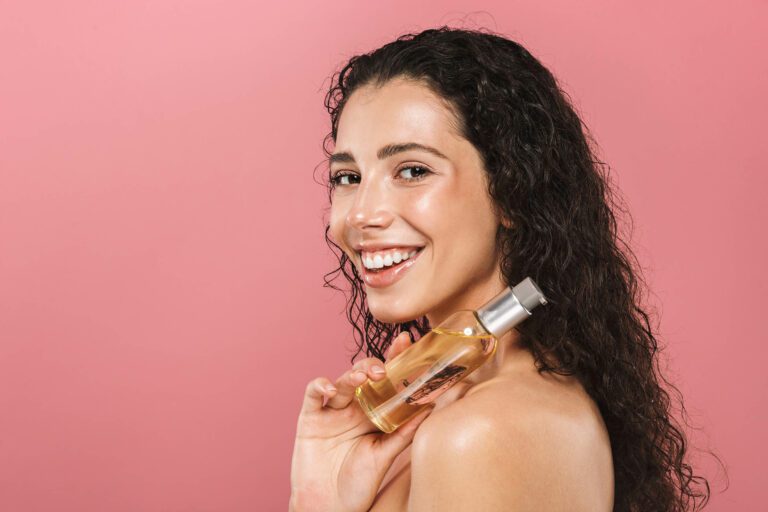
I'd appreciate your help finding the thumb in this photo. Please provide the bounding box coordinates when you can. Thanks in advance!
[375,406,433,462]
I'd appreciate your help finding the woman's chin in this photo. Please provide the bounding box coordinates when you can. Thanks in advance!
[368,306,421,325]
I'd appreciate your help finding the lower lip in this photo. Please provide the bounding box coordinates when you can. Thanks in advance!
[361,249,424,288]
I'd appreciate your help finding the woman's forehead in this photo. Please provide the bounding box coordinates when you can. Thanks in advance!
[336,81,463,159]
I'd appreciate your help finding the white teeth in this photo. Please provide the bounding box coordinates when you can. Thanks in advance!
[361,247,421,270]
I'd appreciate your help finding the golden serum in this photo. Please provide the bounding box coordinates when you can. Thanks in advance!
[355,277,548,433]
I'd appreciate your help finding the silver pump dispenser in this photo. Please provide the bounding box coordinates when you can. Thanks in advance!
[475,277,548,338]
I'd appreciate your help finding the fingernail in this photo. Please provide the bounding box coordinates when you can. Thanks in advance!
[371,366,385,375]
[325,385,337,393]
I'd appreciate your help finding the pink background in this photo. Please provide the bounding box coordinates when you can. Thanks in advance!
[1,1,765,510]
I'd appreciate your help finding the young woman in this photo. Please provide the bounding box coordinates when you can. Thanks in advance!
[290,27,711,511]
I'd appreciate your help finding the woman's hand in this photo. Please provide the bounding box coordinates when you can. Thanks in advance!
[289,332,432,512]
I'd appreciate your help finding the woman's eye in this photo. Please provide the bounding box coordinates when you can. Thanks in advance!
[398,166,431,181]
[330,166,431,188]
[330,172,360,187]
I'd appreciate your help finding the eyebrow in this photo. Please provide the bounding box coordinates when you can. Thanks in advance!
[329,142,449,165]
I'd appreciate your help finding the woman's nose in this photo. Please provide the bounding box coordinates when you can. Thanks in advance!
[345,179,395,231]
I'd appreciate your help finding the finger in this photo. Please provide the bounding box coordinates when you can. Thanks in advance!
[300,377,338,414]
[385,332,407,359]
[325,358,387,409]
[376,405,434,462]
[385,331,413,362]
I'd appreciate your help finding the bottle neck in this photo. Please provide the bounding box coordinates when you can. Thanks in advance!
[476,291,531,338]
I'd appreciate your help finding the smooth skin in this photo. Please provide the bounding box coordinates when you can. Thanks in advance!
[290,77,614,511]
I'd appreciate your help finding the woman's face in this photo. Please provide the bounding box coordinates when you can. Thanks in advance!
[328,77,504,325]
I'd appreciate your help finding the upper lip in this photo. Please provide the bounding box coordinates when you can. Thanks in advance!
[353,241,425,253]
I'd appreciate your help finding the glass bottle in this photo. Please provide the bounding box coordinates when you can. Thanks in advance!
[354,277,548,433]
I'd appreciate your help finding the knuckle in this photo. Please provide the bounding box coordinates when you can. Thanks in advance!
[338,369,356,383]
[340,406,357,420]
[347,362,368,376]
[362,357,382,368]
[306,377,325,393]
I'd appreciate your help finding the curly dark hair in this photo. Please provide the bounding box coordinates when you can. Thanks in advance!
[318,25,719,512]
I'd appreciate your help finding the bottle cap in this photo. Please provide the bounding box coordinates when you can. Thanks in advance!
[475,277,548,338]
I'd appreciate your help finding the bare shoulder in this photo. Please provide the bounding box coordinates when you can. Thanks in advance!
[408,368,614,511]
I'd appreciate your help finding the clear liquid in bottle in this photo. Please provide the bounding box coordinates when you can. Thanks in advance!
[354,311,496,433]
[353,277,548,433]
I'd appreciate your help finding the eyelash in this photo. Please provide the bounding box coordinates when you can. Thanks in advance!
[330,166,431,187]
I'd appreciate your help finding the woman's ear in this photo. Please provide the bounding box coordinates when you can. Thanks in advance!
[494,204,513,229]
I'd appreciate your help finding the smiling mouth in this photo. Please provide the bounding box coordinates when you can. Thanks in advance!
[357,247,424,274]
